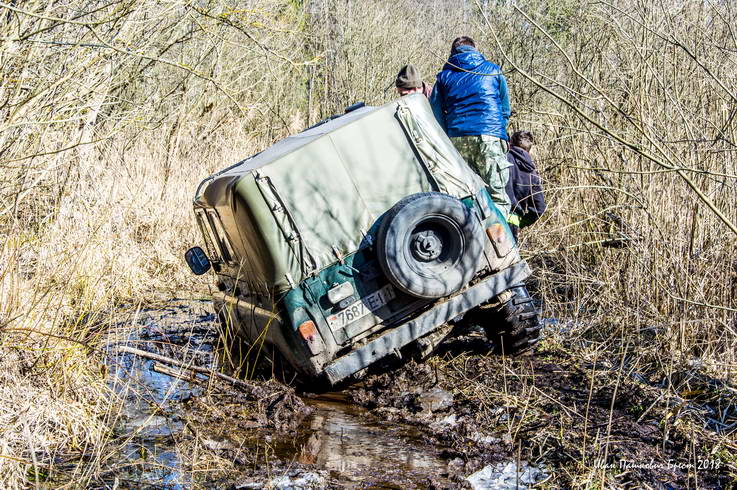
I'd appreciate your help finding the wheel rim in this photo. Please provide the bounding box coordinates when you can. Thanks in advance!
[402,214,465,278]
[411,230,442,261]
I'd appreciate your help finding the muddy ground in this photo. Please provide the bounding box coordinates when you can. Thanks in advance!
[347,332,736,488]
[97,301,458,488]
[93,300,735,488]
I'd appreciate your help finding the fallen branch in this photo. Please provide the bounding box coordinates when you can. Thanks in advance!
[115,345,260,395]
[152,361,207,384]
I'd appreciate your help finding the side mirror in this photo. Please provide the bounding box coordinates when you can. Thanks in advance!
[185,247,211,275]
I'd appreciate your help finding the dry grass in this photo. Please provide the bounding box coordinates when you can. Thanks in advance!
[0,0,735,486]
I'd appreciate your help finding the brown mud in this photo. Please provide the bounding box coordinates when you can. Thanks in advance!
[96,300,735,488]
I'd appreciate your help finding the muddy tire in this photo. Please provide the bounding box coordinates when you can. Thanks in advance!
[483,285,542,353]
[376,192,484,299]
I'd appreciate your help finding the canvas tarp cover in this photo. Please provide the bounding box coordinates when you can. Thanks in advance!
[198,94,485,291]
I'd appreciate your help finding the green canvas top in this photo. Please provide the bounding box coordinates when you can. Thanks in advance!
[194,94,485,293]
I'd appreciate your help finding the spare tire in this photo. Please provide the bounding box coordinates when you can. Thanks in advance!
[376,192,484,299]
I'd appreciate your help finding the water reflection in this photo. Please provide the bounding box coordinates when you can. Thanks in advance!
[104,301,218,487]
[285,395,451,485]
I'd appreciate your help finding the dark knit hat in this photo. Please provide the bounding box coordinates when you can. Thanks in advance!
[395,64,422,89]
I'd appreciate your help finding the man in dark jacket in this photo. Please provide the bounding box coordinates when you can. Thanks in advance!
[505,130,546,241]
[430,36,512,216]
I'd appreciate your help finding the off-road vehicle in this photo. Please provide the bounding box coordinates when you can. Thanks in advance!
[185,94,541,385]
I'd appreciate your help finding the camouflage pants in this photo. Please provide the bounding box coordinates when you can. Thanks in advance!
[451,135,511,217]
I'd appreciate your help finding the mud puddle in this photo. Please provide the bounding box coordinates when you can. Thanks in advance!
[271,392,455,487]
[101,300,457,488]
[347,329,733,489]
[102,301,216,488]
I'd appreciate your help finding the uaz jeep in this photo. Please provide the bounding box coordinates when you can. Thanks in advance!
[186,94,541,385]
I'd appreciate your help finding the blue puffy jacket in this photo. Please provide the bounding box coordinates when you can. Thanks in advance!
[430,46,511,140]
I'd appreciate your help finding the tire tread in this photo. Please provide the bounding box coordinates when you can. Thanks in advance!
[483,285,542,354]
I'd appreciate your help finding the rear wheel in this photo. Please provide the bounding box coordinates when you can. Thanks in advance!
[470,285,542,354]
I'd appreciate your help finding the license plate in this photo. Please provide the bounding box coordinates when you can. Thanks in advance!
[327,285,396,331]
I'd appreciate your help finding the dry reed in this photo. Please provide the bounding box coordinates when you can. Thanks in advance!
[0,0,735,486]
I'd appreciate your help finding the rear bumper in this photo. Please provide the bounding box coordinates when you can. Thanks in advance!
[323,260,531,384]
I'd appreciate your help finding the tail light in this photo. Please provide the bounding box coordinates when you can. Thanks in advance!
[486,223,513,257]
[298,320,317,341]
[298,320,325,355]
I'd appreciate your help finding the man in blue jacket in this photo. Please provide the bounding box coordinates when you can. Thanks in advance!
[430,36,512,217]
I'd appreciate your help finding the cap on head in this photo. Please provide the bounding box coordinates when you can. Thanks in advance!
[395,64,423,89]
